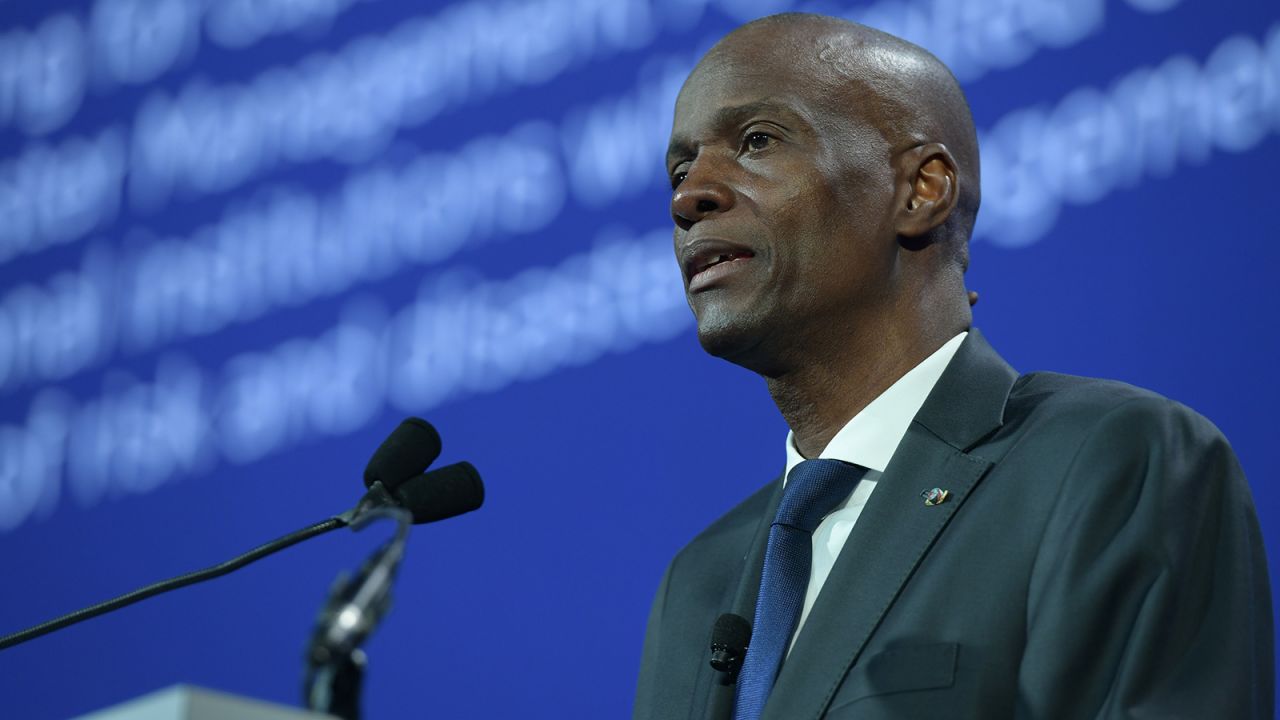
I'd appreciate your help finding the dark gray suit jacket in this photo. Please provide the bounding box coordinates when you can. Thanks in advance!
[633,331,1273,719]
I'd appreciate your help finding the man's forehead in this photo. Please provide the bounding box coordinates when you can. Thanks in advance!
[674,26,885,120]
[669,41,875,140]
[674,70,818,121]
[675,50,834,120]
[688,37,825,88]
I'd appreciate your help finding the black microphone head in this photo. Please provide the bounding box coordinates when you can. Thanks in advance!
[391,461,485,524]
[711,613,751,653]
[364,417,442,490]
[710,613,751,683]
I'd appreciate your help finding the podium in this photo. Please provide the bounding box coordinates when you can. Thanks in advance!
[73,685,336,720]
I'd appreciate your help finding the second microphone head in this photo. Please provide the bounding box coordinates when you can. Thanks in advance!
[364,417,443,491]
[391,461,485,524]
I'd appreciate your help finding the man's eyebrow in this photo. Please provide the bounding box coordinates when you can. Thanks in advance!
[714,99,806,126]
[666,136,694,166]
[667,99,809,164]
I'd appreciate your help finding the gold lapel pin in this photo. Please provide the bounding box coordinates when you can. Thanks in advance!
[921,487,950,506]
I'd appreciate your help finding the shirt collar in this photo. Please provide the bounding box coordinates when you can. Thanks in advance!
[784,332,968,479]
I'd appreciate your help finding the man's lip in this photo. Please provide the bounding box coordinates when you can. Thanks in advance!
[680,238,757,286]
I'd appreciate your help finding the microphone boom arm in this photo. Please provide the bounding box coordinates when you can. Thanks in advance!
[0,452,482,653]
[0,517,346,651]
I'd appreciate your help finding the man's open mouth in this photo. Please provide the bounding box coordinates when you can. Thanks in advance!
[694,251,754,276]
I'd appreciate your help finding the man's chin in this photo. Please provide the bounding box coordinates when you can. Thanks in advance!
[695,316,767,369]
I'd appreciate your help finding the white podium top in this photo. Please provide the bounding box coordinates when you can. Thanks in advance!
[74,685,337,720]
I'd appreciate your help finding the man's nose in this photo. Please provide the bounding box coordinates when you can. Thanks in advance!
[671,162,736,230]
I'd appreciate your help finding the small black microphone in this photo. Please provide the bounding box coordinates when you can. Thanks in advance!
[390,461,484,524]
[710,613,751,685]
[363,417,443,490]
[344,460,484,527]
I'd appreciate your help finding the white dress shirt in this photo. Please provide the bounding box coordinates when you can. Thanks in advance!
[782,331,967,647]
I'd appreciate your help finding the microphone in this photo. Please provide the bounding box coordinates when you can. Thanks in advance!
[0,417,482,652]
[307,461,487,670]
[339,454,483,527]
[710,613,751,686]
[305,456,484,719]
[363,417,442,490]
[389,461,484,523]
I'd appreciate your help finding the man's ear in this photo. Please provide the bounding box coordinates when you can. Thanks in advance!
[895,143,959,238]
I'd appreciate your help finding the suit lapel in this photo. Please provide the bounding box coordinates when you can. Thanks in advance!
[693,478,785,720]
[763,428,991,718]
[762,330,1018,719]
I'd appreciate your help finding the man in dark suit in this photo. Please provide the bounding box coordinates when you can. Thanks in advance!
[634,12,1273,719]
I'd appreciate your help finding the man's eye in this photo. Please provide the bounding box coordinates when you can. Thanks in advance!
[671,170,688,188]
[745,132,773,151]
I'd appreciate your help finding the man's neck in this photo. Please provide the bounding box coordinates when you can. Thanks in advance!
[767,327,965,458]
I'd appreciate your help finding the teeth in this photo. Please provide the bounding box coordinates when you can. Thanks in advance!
[693,250,751,276]
[700,254,732,272]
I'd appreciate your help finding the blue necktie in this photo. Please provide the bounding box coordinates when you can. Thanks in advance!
[732,459,867,720]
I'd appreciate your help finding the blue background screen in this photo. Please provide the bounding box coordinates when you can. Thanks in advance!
[0,0,1276,716]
